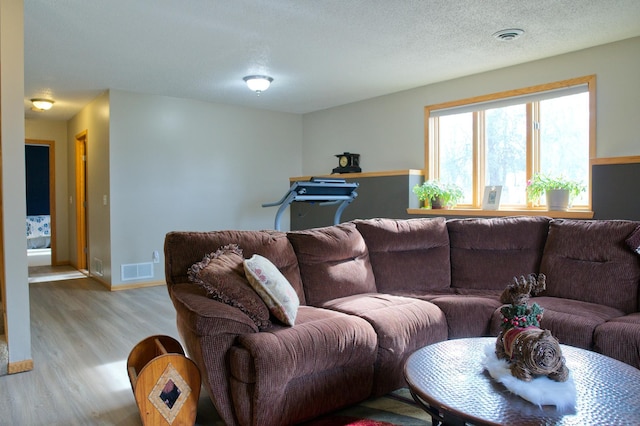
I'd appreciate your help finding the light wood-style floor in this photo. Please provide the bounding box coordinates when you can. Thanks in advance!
[0,269,223,425]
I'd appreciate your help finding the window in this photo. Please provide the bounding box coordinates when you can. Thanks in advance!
[425,76,595,209]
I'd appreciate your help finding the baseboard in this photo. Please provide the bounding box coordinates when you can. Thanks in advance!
[8,359,34,374]
[89,274,110,290]
[89,273,165,291]
[110,280,165,291]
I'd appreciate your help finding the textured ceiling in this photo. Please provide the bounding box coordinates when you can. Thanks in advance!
[24,0,640,120]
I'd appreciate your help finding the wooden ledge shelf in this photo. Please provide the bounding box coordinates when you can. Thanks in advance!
[290,169,423,182]
[407,208,595,219]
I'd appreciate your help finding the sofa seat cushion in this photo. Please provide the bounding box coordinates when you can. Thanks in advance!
[540,219,640,313]
[386,288,456,301]
[229,306,377,426]
[490,296,625,350]
[594,313,640,369]
[448,216,550,291]
[454,288,502,298]
[428,294,502,338]
[322,293,448,396]
[354,217,451,293]
[287,223,377,306]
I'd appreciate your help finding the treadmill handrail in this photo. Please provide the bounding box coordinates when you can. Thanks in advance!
[262,178,359,230]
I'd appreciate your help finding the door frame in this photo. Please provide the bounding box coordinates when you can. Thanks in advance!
[25,139,56,266]
[75,131,88,271]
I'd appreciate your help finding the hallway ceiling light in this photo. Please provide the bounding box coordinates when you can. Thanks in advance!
[243,75,273,94]
[31,98,55,111]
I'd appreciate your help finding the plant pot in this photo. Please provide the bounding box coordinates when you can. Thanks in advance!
[430,197,451,209]
[546,189,570,211]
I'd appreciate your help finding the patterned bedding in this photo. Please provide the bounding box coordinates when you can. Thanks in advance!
[26,215,50,249]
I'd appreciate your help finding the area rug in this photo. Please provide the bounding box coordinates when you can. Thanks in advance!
[300,389,430,426]
[303,416,398,426]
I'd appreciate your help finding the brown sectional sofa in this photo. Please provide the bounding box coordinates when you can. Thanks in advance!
[164,216,640,426]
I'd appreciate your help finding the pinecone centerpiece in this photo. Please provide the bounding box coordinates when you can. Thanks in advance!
[495,274,569,382]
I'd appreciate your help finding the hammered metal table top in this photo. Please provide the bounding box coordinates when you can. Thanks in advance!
[404,337,640,425]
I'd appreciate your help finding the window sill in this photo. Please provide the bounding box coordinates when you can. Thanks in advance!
[406,208,594,219]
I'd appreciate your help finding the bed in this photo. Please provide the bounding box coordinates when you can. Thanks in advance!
[26,215,51,249]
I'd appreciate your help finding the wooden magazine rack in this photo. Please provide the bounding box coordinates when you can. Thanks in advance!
[127,335,201,425]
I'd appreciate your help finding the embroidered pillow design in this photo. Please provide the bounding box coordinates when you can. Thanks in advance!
[244,254,299,326]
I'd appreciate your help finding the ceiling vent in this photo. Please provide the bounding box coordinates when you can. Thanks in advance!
[493,29,525,41]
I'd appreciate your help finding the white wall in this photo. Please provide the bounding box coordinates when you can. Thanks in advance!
[25,119,70,264]
[67,92,111,280]
[1,0,31,366]
[107,90,303,286]
[302,37,640,176]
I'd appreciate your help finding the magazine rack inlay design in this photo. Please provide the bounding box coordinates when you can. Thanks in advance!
[127,335,201,425]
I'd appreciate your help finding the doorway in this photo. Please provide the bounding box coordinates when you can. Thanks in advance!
[75,131,88,271]
[25,139,56,267]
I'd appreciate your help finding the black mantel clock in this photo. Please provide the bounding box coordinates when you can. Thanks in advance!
[332,152,361,174]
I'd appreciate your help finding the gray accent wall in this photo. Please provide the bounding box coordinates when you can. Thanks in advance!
[290,172,422,230]
[592,162,640,220]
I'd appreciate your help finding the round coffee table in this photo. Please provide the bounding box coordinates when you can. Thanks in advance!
[404,337,640,425]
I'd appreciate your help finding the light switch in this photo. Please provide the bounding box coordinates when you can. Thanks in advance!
[103,195,108,206]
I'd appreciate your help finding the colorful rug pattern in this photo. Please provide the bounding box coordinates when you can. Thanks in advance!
[301,388,431,426]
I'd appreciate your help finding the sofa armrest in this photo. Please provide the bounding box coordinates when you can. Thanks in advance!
[228,306,377,426]
[169,283,258,426]
[170,283,259,336]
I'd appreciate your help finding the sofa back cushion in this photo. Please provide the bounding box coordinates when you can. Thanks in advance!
[165,230,306,305]
[287,222,377,306]
[540,219,640,313]
[354,217,451,293]
[448,216,550,290]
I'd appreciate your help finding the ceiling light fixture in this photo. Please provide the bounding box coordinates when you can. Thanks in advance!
[31,98,55,111]
[243,75,273,95]
[493,29,525,41]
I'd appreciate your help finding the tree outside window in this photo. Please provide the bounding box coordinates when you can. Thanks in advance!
[425,76,594,210]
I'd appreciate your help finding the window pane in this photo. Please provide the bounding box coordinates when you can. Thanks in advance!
[485,104,527,205]
[439,112,473,203]
[539,92,590,205]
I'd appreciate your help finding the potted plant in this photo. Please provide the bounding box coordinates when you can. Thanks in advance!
[413,180,464,209]
[526,173,586,211]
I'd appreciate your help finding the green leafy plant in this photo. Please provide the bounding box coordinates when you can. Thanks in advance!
[413,180,464,208]
[526,173,586,203]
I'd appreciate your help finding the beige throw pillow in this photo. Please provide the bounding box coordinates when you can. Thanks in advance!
[244,254,299,326]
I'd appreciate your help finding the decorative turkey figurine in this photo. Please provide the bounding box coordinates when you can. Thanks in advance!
[495,273,569,382]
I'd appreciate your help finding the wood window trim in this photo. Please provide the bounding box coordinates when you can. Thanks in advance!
[407,207,594,219]
[423,75,596,212]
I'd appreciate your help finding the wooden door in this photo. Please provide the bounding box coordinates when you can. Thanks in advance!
[75,131,88,270]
